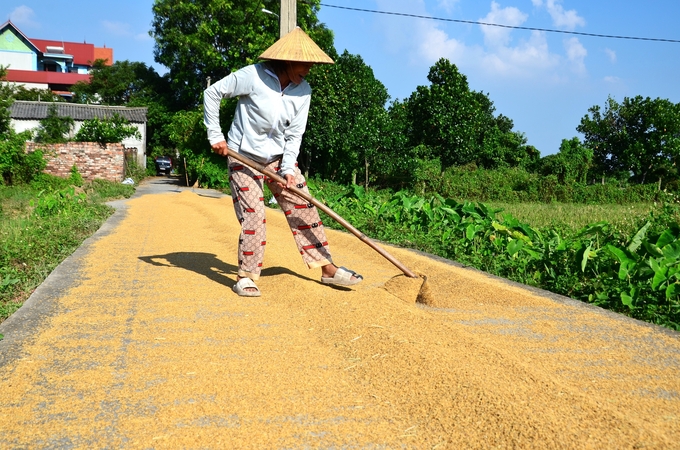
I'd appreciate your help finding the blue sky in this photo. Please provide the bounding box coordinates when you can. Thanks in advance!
[3,0,679,156]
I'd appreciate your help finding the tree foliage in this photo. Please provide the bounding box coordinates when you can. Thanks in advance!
[150,0,333,106]
[303,51,389,184]
[72,60,178,154]
[405,58,535,171]
[34,103,74,144]
[0,66,15,137]
[538,137,593,185]
[578,96,680,184]
[0,130,44,185]
[74,114,141,146]
[12,86,64,103]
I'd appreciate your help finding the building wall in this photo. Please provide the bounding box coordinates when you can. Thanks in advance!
[1,81,47,90]
[11,118,147,168]
[25,141,126,182]
[0,51,35,70]
[0,27,36,70]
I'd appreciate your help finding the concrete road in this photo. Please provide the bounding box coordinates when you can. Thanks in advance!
[1,176,678,449]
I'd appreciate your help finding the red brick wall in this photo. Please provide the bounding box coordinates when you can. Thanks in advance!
[25,142,126,182]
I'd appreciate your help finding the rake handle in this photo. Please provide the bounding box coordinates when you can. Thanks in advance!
[227,151,419,279]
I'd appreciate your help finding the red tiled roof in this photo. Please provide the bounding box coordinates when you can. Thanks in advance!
[31,39,95,66]
[5,69,91,85]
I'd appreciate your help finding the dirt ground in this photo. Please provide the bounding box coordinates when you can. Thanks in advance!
[0,179,679,449]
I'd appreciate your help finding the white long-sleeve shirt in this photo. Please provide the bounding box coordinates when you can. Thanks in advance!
[203,63,312,177]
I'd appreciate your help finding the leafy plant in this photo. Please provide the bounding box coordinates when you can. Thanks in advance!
[74,114,141,146]
[0,130,45,185]
[69,165,83,187]
[1,178,132,323]
[308,179,680,330]
[34,103,74,144]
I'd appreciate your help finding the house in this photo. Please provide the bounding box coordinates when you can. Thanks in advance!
[10,101,147,169]
[0,20,113,98]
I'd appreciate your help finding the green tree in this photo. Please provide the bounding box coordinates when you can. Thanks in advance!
[577,95,680,184]
[303,51,389,185]
[12,86,64,103]
[34,103,74,144]
[0,130,44,185]
[74,114,141,146]
[0,66,15,136]
[538,137,593,184]
[72,59,178,154]
[150,0,334,106]
[406,58,533,170]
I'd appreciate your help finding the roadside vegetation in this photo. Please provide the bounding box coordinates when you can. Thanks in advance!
[1,1,679,330]
[307,180,680,330]
[0,175,134,322]
[0,69,139,327]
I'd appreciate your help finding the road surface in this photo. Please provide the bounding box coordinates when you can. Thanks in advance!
[1,177,678,448]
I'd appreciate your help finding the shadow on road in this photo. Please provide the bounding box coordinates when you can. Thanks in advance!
[138,252,316,288]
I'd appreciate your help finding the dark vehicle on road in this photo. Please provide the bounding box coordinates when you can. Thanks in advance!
[155,156,172,175]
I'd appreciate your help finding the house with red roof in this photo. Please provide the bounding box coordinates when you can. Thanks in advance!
[0,20,113,98]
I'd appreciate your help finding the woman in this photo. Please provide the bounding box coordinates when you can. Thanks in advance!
[203,27,363,297]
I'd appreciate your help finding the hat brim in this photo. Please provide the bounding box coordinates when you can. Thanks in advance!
[259,27,334,64]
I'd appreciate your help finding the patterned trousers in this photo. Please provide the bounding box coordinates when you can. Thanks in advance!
[228,155,333,281]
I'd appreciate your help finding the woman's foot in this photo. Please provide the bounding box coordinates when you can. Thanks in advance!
[233,277,261,297]
[321,264,363,286]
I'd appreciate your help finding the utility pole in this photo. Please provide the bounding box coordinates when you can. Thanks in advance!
[280,0,296,38]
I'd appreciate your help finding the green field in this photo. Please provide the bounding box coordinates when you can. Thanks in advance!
[488,202,656,235]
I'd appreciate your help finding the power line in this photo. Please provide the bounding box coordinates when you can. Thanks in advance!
[319,3,680,44]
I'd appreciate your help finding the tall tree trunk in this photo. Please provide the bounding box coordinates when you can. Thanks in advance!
[365,157,369,188]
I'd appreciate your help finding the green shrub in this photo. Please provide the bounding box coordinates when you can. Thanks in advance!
[34,103,74,144]
[0,130,45,185]
[309,178,680,330]
[85,178,135,202]
[69,165,83,187]
[74,114,141,145]
[124,155,147,184]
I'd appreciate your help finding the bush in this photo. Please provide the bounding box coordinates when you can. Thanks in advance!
[124,155,147,184]
[74,114,141,146]
[34,103,74,144]
[69,165,83,187]
[420,166,676,205]
[0,130,45,185]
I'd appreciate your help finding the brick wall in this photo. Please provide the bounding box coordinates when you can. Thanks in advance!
[25,142,127,182]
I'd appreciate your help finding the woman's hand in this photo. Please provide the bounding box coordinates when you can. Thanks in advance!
[211,141,229,156]
[277,174,295,190]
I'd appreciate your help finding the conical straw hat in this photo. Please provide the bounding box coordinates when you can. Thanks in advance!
[259,27,334,64]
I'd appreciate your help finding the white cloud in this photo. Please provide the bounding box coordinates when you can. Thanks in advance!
[103,21,133,37]
[542,0,585,30]
[564,37,587,74]
[479,1,528,48]
[604,48,617,63]
[436,0,459,14]
[135,32,153,42]
[604,76,621,83]
[416,25,468,65]
[531,0,543,6]
[479,30,560,78]
[374,0,588,84]
[9,5,39,28]
[102,21,150,42]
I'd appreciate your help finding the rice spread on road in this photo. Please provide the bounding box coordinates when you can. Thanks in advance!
[0,184,678,448]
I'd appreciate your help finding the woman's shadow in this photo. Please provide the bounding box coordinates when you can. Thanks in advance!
[138,252,316,288]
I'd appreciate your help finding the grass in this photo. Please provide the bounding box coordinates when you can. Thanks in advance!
[488,202,656,236]
[0,176,135,325]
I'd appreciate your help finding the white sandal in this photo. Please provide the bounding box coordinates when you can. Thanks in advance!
[232,277,261,297]
[321,267,363,286]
